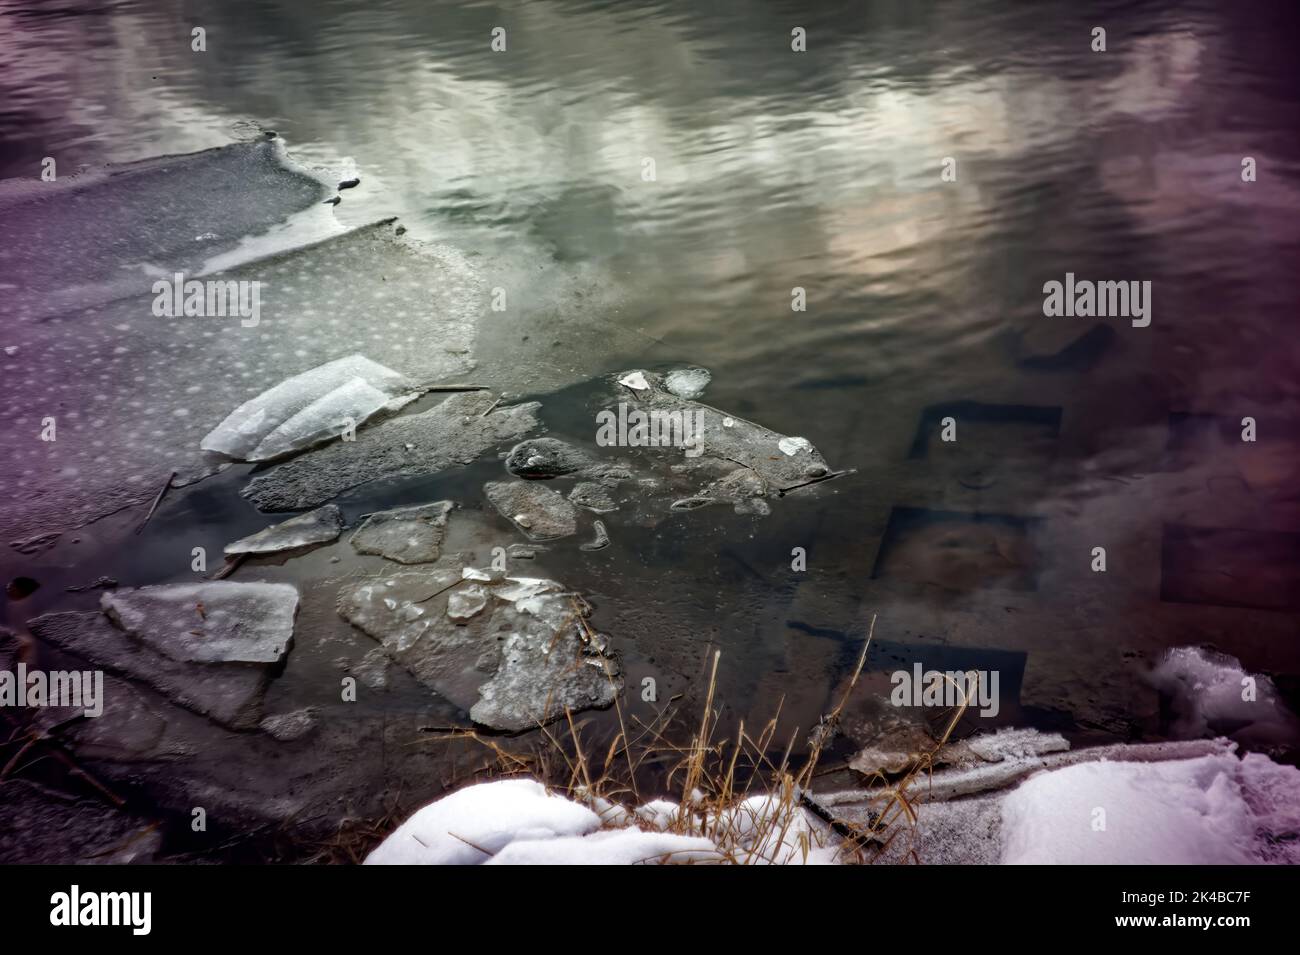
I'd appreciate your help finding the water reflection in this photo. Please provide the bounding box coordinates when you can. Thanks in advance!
[3,0,1300,741]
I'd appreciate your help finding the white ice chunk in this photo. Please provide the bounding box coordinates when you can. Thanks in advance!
[617,370,650,391]
[249,378,417,462]
[663,367,711,399]
[1150,646,1300,747]
[201,355,416,460]
[777,436,814,456]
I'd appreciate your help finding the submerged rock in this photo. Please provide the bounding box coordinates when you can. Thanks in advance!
[579,520,611,552]
[101,582,298,664]
[569,481,618,513]
[670,465,770,516]
[484,481,578,541]
[336,563,620,731]
[201,355,419,462]
[505,437,596,479]
[6,576,40,600]
[244,391,540,511]
[259,707,318,742]
[350,501,454,564]
[610,370,832,490]
[224,504,344,556]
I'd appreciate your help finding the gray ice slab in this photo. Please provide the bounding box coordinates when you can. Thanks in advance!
[350,501,454,564]
[244,392,539,511]
[337,564,620,731]
[29,611,270,730]
[224,505,344,556]
[101,582,298,664]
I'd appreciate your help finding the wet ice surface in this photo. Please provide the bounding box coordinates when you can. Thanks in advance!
[0,139,327,322]
[1,209,482,544]
[243,392,540,511]
[350,501,454,564]
[102,581,297,664]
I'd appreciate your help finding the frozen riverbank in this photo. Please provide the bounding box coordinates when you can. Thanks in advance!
[366,734,1300,865]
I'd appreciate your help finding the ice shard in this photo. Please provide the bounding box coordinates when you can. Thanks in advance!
[201,355,418,461]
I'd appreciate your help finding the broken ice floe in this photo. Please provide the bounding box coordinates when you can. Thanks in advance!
[224,504,343,556]
[484,481,578,541]
[569,482,618,513]
[1149,646,1300,749]
[30,611,272,730]
[616,371,650,391]
[243,391,539,511]
[201,355,419,461]
[670,463,770,516]
[29,582,298,730]
[102,582,297,664]
[350,501,454,564]
[485,371,837,528]
[336,562,620,731]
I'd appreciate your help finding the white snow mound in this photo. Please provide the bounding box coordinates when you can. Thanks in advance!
[1001,751,1300,864]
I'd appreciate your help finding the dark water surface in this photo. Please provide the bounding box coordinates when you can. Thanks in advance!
[4,0,1300,781]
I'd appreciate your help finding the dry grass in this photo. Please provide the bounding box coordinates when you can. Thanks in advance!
[420,613,986,864]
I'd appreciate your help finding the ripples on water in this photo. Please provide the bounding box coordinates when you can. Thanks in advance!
[3,0,1300,741]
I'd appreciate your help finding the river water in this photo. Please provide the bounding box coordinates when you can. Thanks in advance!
[3,0,1300,792]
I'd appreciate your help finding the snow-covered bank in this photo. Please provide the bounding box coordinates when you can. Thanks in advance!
[368,736,1300,865]
[365,778,837,865]
[1002,749,1300,864]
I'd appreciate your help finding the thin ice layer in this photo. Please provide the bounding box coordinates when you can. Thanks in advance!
[0,139,326,323]
[224,505,344,556]
[1,215,481,546]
